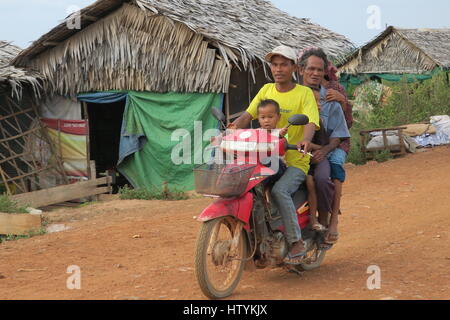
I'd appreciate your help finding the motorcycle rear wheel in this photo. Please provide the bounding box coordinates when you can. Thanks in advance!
[195,216,247,299]
[296,241,327,271]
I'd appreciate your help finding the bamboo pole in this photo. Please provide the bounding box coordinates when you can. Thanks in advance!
[0,113,27,192]
[0,167,12,196]
[6,99,41,190]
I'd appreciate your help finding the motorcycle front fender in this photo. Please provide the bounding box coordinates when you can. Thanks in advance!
[197,192,253,231]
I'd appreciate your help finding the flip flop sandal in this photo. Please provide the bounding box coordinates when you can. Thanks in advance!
[324,232,339,244]
[283,250,307,265]
[311,222,327,232]
[318,243,333,251]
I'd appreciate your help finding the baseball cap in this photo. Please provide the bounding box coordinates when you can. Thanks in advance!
[265,45,297,63]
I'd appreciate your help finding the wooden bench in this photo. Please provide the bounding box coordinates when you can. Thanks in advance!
[360,126,407,160]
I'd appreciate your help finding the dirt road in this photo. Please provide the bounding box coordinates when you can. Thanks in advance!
[1,146,449,300]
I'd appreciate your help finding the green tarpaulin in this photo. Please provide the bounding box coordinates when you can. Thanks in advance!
[339,67,446,89]
[118,91,223,191]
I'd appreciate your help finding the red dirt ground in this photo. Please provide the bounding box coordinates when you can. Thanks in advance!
[1,146,449,300]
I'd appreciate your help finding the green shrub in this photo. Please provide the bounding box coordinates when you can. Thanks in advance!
[119,184,188,201]
[0,195,28,213]
[346,73,450,165]
[364,74,450,129]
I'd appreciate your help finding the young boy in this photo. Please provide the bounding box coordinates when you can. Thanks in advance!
[256,99,288,184]
[229,99,287,183]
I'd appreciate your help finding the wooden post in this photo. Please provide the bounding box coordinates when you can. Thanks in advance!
[382,130,388,150]
[398,128,406,156]
[359,131,367,161]
[83,102,91,180]
[89,160,98,201]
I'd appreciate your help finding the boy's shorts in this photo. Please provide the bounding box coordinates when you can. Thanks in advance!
[329,163,346,182]
[327,148,347,182]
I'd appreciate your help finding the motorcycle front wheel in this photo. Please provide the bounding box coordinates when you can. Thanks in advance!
[194,216,247,299]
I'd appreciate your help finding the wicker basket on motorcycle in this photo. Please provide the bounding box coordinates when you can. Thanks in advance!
[193,163,256,198]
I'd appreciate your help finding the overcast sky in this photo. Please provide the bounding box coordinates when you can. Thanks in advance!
[0,0,448,48]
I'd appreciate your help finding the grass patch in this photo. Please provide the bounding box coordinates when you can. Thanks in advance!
[373,150,393,163]
[347,127,367,165]
[119,184,189,201]
[0,194,28,213]
[0,227,47,243]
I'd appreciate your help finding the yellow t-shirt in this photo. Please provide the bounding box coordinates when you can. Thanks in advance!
[246,83,320,174]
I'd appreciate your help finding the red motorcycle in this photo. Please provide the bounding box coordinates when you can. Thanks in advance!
[193,109,329,299]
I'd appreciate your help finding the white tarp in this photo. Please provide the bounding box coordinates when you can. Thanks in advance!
[40,95,82,120]
[413,115,450,147]
[366,130,419,153]
[366,133,405,150]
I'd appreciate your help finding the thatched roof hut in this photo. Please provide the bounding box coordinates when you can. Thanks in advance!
[338,26,450,77]
[0,41,42,98]
[13,0,354,98]
[9,0,356,192]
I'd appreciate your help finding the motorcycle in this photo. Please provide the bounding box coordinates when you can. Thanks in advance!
[193,109,330,299]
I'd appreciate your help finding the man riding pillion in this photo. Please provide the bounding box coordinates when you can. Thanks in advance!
[232,45,319,264]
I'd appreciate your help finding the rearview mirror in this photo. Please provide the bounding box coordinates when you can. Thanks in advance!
[288,114,309,126]
[211,108,226,122]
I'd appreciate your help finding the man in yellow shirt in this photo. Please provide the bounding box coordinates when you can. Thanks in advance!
[232,45,320,264]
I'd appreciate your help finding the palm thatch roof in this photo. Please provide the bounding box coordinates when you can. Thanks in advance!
[338,26,450,75]
[0,41,42,98]
[13,0,354,96]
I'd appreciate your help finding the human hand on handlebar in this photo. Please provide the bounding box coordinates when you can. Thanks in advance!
[296,140,311,158]
[210,123,237,144]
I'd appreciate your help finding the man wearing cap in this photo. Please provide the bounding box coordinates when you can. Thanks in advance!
[232,45,320,264]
